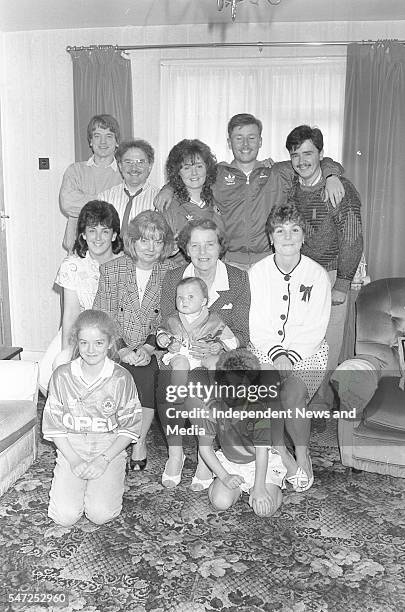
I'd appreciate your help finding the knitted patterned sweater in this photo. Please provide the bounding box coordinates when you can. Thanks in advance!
[288,176,363,293]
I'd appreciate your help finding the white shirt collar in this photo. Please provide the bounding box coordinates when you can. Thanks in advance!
[122,180,153,195]
[86,156,118,172]
[84,250,101,270]
[182,259,229,306]
[298,167,322,186]
[71,355,115,384]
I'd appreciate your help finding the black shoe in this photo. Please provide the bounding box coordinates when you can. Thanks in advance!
[130,457,147,471]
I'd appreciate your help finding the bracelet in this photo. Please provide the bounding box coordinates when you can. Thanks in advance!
[100,453,111,464]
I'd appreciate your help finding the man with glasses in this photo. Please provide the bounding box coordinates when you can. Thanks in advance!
[60,114,122,252]
[98,139,158,236]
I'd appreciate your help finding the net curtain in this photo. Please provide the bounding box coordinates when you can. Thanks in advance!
[68,47,133,161]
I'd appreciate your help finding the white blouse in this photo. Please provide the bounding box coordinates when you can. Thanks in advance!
[249,254,331,363]
[55,252,100,310]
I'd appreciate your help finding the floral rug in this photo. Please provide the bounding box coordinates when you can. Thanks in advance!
[0,404,404,612]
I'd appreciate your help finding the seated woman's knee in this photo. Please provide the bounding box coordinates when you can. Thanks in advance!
[280,375,307,407]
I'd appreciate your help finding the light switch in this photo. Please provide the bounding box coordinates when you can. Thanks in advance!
[39,158,50,170]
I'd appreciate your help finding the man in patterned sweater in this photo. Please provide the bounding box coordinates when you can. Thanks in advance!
[286,124,363,409]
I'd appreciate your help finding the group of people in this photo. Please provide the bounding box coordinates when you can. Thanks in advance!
[40,112,363,527]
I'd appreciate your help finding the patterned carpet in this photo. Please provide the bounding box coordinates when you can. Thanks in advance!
[0,402,404,612]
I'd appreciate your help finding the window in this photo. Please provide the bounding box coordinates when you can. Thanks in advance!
[159,56,346,183]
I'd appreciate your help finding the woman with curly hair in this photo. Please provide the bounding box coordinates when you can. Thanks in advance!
[163,139,224,264]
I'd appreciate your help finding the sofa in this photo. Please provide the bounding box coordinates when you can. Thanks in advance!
[331,278,405,478]
[0,360,38,497]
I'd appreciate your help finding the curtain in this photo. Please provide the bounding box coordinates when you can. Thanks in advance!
[68,47,133,161]
[159,57,346,185]
[343,41,405,280]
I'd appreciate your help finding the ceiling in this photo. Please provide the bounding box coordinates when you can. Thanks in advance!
[0,0,404,32]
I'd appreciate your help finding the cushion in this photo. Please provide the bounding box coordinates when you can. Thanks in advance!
[363,377,405,433]
[0,361,38,401]
[351,422,405,474]
[0,400,37,444]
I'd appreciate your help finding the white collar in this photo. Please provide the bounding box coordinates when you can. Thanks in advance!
[182,260,229,306]
[86,156,118,172]
[71,355,114,384]
[84,250,101,270]
[298,167,322,187]
[122,180,152,195]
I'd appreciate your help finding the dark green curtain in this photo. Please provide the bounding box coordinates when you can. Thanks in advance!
[342,41,405,280]
[68,47,133,161]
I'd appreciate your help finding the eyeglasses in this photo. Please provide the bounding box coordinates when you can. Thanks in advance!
[121,159,149,169]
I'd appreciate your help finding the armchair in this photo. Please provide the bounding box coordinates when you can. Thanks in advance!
[331,278,405,477]
[0,360,38,497]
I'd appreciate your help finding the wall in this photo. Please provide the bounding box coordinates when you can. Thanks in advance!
[1,19,404,356]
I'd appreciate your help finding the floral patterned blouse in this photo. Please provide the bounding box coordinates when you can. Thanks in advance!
[55,252,101,310]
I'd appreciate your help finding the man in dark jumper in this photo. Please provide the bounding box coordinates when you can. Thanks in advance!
[286,124,363,409]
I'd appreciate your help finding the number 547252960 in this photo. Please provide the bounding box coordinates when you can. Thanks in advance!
[7,591,68,606]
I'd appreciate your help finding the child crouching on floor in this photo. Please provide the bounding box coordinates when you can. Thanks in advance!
[42,309,142,526]
[191,349,286,517]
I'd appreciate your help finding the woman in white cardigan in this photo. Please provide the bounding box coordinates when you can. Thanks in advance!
[249,204,331,492]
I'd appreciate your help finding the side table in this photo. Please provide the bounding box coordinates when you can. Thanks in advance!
[0,346,23,360]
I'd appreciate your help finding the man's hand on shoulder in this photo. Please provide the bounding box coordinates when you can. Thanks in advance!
[331,288,347,305]
[259,157,276,168]
[324,175,345,208]
[154,185,175,212]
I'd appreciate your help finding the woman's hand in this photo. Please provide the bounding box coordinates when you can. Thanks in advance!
[324,175,345,208]
[119,348,138,365]
[134,345,153,366]
[119,345,153,366]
